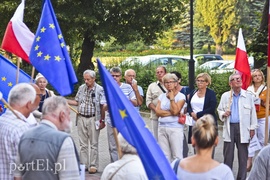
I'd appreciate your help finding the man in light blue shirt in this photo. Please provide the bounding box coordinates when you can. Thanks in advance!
[217,73,257,180]
[124,69,144,112]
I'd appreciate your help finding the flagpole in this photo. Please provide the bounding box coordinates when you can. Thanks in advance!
[31,67,35,83]
[113,128,122,159]
[266,1,270,145]
[264,68,270,145]
[16,57,21,84]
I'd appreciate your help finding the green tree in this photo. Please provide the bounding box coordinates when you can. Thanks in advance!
[194,0,236,55]
[0,0,188,74]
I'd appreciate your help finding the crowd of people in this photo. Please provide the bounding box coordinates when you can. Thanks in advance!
[0,66,269,180]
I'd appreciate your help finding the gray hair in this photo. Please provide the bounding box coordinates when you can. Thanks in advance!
[83,70,96,78]
[42,96,68,116]
[229,72,241,82]
[110,67,122,75]
[162,73,178,83]
[118,133,137,154]
[8,83,36,107]
[124,69,136,76]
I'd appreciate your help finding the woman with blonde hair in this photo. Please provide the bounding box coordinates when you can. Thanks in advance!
[174,114,234,179]
[187,73,217,155]
[246,69,269,171]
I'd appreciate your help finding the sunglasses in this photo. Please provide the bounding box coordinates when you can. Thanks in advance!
[112,75,121,77]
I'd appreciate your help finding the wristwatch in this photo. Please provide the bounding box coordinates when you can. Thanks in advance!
[170,98,175,101]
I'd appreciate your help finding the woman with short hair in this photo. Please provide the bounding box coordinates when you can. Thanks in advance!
[155,73,185,161]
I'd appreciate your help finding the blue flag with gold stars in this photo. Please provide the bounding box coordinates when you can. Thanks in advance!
[97,59,177,180]
[29,0,77,96]
[0,54,31,115]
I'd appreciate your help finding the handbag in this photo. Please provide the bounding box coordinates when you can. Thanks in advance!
[178,114,186,124]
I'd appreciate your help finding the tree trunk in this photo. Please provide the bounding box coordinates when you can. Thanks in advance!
[77,33,95,74]
[215,44,223,55]
[259,0,269,31]
[207,43,211,54]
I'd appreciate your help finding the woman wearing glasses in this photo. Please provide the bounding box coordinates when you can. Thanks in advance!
[246,69,268,171]
[187,73,218,156]
[155,73,186,161]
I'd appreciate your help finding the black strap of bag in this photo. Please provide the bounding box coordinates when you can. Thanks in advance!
[157,82,166,93]
[258,85,266,96]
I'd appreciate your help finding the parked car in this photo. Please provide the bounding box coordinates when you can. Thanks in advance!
[182,54,224,67]
[211,57,254,74]
[199,60,232,70]
[120,55,189,67]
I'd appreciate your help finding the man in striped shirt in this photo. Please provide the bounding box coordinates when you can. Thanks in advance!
[102,67,137,162]
[0,83,41,180]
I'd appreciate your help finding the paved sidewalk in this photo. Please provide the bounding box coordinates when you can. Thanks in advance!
[70,110,242,179]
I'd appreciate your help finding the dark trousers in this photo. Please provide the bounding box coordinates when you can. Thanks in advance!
[183,134,189,158]
[223,123,248,180]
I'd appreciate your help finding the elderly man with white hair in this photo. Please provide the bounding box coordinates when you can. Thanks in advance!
[68,69,105,174]
[101,133,147,180]
[14,96,80,180]
[0,83,41,179]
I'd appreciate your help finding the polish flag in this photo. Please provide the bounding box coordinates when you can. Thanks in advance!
[1,0,34,63]
[234,28,251,90]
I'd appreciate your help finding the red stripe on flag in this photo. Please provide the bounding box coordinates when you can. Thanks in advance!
[1,22,30,63]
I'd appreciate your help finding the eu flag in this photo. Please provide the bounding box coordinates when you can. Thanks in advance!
[97,59,177,180]
[29,0,77,96]
[0,54,31,115]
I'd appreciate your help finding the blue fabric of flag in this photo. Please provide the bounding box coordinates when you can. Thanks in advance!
[29,0,77,96]
[0,54,31,115]
[97,59,177,180]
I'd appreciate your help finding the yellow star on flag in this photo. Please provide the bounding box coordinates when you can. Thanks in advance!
[2,77,6,81]
[55,56,61,62]
[49,23,55,29]
[60,42,65,48]
[119,109,127,119]
[58,34,63,39]
[37,51,43,57]
[44,54,51,60]
[36,36,41,42]
[40,27,46,33]
[35,45,39,51]
[8,82,12,87]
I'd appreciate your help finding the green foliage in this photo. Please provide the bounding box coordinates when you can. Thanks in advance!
[195,0,236,54]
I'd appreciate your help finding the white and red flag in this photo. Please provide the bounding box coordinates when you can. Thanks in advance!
[234,28,251,90]
[1,0,34,63]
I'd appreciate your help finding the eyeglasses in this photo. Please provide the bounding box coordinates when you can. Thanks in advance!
[230,77,241,82]
[112,75,121,77]
[196,80,205,83]
[36,94,43,99]
[164,81,177,85]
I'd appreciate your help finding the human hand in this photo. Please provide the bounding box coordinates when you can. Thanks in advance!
[223,110,231,117]
[250,130,255,139]
[99,120,106,130]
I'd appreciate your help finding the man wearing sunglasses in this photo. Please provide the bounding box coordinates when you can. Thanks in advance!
[102,67,137,163]
[217,72,257,180]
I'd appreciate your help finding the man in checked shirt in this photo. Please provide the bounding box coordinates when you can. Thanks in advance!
[68,70,105,174]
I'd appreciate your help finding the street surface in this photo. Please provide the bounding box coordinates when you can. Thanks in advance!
[70,109,244,179]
